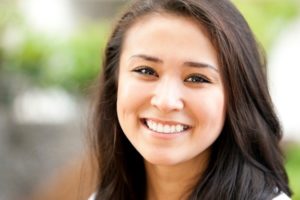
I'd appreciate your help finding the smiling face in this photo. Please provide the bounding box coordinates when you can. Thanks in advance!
[117,13,226,167]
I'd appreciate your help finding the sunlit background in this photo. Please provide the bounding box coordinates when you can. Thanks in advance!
[0,0,299,199]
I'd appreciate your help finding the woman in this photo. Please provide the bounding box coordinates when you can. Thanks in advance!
[89,0,292,199]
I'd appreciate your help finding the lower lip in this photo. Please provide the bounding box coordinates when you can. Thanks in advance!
[141,121,188,140]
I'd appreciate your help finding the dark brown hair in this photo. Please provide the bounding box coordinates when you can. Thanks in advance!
[90,0,291,199]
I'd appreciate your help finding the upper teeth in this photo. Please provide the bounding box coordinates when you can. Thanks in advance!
[145,119,187,134]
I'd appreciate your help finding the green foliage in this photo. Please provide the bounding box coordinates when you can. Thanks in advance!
[233,0,300,50]
[0,2,21,29]
[2,23,109,94]
[285,144,300,200]
[40,25,108,93]
[1,0,300,94]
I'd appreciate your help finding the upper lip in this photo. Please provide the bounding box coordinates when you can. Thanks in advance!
[141,117,192,127]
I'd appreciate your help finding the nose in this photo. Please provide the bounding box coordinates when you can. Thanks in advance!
[150,77,184,112]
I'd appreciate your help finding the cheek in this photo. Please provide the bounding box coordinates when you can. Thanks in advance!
[191,89,226,129]
[117,78,136,139]
[117,79,148,107]
[116,76,151,127]
[117,77,133,121]
[188,90,226,154]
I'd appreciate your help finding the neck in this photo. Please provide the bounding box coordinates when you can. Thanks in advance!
[145,152,210,200]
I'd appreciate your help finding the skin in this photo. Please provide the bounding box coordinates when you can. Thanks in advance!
[117,13,226,200]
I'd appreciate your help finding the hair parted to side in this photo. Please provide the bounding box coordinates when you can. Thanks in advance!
[90,0,291,199]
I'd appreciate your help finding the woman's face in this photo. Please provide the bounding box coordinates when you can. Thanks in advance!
[117,13,226,166]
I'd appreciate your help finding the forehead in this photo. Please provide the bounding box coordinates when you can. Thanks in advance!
[124,12,210,47]
[121,13,218,69]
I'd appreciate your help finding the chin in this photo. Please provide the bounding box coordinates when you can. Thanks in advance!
[143,153,184,166]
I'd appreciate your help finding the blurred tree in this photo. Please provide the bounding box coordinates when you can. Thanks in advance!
[0,0,23,105]
[1,22,108,95]
[233,0,300,50]
[1,0,299,96]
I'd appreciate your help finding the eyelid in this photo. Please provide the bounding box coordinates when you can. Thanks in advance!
[184,73,211,84]
[132,65,159,77]
[131,66,212,84]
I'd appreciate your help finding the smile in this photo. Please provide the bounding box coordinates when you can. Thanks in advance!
[142,118,190,134]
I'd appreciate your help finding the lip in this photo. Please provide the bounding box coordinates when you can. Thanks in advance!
[140,118,191,139]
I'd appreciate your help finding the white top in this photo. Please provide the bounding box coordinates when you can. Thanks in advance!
[88,193,96,200]
[273,192,291,200]
[88,192,291,200]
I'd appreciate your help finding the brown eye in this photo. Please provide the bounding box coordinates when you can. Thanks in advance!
[132,66,158,77]
[185,74,210,83]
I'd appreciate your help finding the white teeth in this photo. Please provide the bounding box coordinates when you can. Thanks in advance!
[176,124,183,132]
[164,125,171,133]
[157,123,163,132]
[145,119,187,134]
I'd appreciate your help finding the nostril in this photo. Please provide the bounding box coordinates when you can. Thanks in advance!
[150,95,184,112]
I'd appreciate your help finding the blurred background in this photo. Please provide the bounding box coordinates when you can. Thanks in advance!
[0,0,299,199]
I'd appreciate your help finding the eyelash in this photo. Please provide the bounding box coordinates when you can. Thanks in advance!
[132,66,158,77]
[132,66,211,84]
[185,74,210,84]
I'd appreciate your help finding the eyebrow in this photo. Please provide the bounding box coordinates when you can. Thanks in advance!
[130,54,163,63]
[130,54,219,72]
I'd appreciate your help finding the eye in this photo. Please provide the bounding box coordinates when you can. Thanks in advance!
[132,66,158,77]
[185,74,210,84]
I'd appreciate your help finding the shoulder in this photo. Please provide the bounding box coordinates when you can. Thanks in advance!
[272,192,291,200]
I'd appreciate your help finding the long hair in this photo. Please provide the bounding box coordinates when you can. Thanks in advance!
[90,0,291,199]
